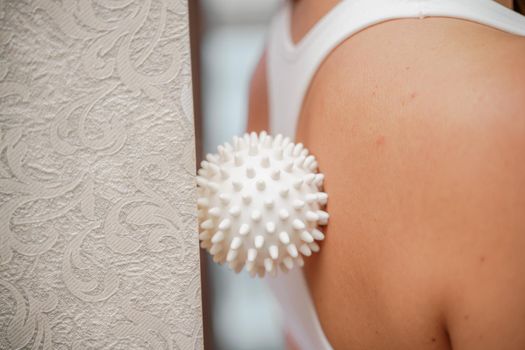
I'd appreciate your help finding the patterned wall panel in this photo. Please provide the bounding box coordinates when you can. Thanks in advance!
[0,0,203,348]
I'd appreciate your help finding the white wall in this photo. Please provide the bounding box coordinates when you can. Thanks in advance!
[0,0,203,348]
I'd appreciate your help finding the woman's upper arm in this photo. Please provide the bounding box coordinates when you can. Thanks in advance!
[246,52,269,133]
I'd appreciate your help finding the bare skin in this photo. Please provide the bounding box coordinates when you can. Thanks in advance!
[247,1,525,349]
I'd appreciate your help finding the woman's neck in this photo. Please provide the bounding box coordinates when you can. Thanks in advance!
[290,0,338,44]
[496,0,513,8]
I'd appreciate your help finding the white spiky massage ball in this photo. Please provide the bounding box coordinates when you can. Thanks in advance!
[197,131,329,278]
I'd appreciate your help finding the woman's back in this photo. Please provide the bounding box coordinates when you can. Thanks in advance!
[248,1,525,348]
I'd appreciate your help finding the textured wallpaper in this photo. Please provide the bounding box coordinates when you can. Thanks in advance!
[0,0,203,349]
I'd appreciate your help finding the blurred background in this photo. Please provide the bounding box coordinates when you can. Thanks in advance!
[189,1,286,349]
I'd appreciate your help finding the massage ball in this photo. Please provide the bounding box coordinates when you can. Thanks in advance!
[197,131,329,277]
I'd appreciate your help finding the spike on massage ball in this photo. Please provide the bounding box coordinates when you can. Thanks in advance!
[196,131,329,277]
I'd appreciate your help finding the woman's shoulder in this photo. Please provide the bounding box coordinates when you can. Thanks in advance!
[304,16,525,141]
[300,17,525,250]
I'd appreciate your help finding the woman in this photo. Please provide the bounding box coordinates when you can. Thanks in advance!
[247,0,525,349]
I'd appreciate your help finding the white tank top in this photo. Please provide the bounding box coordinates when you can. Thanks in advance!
[264,1,525,349]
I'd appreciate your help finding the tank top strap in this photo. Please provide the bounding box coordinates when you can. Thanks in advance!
[266,0,525,139]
